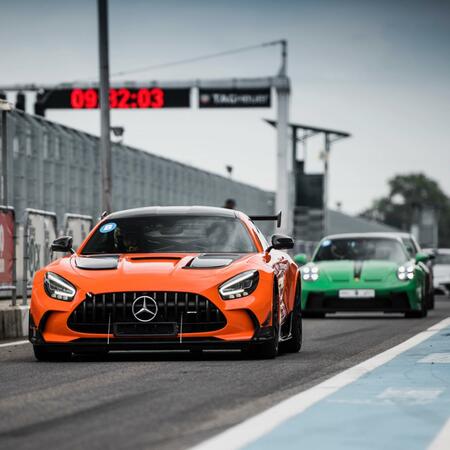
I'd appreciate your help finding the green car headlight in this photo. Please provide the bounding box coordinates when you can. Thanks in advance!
[397,265,414,281]
[302,265,319,281]
[44,272,77,301]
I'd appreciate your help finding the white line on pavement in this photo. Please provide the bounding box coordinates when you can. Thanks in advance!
[191,317,450,450]
[377,387,443,404]
[428,418,450,450]
[0,340,29,348]
[419,353,450,364]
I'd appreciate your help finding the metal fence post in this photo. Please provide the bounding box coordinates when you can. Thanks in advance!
[22,210,29,305]
[1,110,7,205]
[11,212,17,306]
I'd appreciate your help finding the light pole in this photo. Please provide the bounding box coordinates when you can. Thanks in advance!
[98,0,112,214]
[322,133,331,235]
[275,40,292,236]
[321,131,351,234]
[264,120,350,237]
[1,99,14,206]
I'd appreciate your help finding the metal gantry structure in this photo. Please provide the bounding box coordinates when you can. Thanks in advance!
[0,43,294,236]
[265,120,350,235]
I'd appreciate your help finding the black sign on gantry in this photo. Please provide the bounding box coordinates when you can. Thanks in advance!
[198,88,271,108]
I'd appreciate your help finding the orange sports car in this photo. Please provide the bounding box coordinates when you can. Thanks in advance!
[29,206,302,360]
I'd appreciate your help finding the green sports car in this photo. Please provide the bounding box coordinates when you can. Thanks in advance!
[294,233,430,318]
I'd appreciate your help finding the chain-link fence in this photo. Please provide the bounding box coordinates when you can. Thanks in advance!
[1,111,275,228]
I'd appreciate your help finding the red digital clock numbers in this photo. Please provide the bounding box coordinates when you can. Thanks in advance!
[70,88,165,109]
[70,89,98,109]
[39,87,190,110]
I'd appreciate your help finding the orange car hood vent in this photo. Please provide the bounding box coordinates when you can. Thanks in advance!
[186,253,242,269]
[128,256,182,262]
[75,255,119,270]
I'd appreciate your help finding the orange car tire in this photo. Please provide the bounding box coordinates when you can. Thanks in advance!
[280,279,302,353]
[245,285,280,359]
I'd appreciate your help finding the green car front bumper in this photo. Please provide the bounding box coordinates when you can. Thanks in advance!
[301,279,423,313]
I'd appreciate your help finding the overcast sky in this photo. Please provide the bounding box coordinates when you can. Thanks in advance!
[1,0,449,214]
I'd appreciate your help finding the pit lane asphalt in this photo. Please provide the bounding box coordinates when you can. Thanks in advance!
[0,297,449,450]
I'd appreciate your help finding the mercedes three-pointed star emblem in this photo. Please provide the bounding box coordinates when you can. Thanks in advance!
[132,295,158,322]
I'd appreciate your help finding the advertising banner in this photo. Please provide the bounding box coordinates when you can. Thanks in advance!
[198,88,271,108]
[23,209,57,290]
[0,207,15,287]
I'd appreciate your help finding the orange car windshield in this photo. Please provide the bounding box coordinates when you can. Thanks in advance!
[81,215,256,254]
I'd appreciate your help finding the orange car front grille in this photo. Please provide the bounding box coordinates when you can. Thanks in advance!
[67,291,226,334]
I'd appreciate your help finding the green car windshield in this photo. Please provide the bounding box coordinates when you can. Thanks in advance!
[314,238,408,264]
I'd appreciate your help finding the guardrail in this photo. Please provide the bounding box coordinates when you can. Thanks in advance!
[0,205,93,306]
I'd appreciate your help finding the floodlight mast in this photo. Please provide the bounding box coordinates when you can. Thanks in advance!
[321,130,350,234]
[265,120,350,236]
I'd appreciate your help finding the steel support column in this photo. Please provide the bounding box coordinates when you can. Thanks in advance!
[323,133,331,235]
[1,111,7,205]
[275,85,292,236]
[98,0,112,214]
[275,40,292,236]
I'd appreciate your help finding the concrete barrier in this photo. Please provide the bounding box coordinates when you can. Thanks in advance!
[0,303,28,339]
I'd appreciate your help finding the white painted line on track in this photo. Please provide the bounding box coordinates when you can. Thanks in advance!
[428,418,450,450]
[191,317,450,450]
[0,340,29,348]
[418,353,450,363]
[377,387,443,405]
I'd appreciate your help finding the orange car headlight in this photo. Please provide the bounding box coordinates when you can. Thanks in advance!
[219,270,259,300]
[44,272,77,301]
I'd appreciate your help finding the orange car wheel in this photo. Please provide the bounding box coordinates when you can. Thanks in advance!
[280,278,302,353]
[245,283,280,359]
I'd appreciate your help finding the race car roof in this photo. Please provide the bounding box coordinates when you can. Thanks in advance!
[107,206,239,220]
[322,232,404,241]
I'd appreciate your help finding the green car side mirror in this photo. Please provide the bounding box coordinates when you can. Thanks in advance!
[294,253,309,266]
[415,252,429,263]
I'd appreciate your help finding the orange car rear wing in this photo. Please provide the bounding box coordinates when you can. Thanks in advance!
[249,211,282,228]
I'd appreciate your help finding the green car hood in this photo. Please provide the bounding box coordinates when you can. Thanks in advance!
[315,260,400,282]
